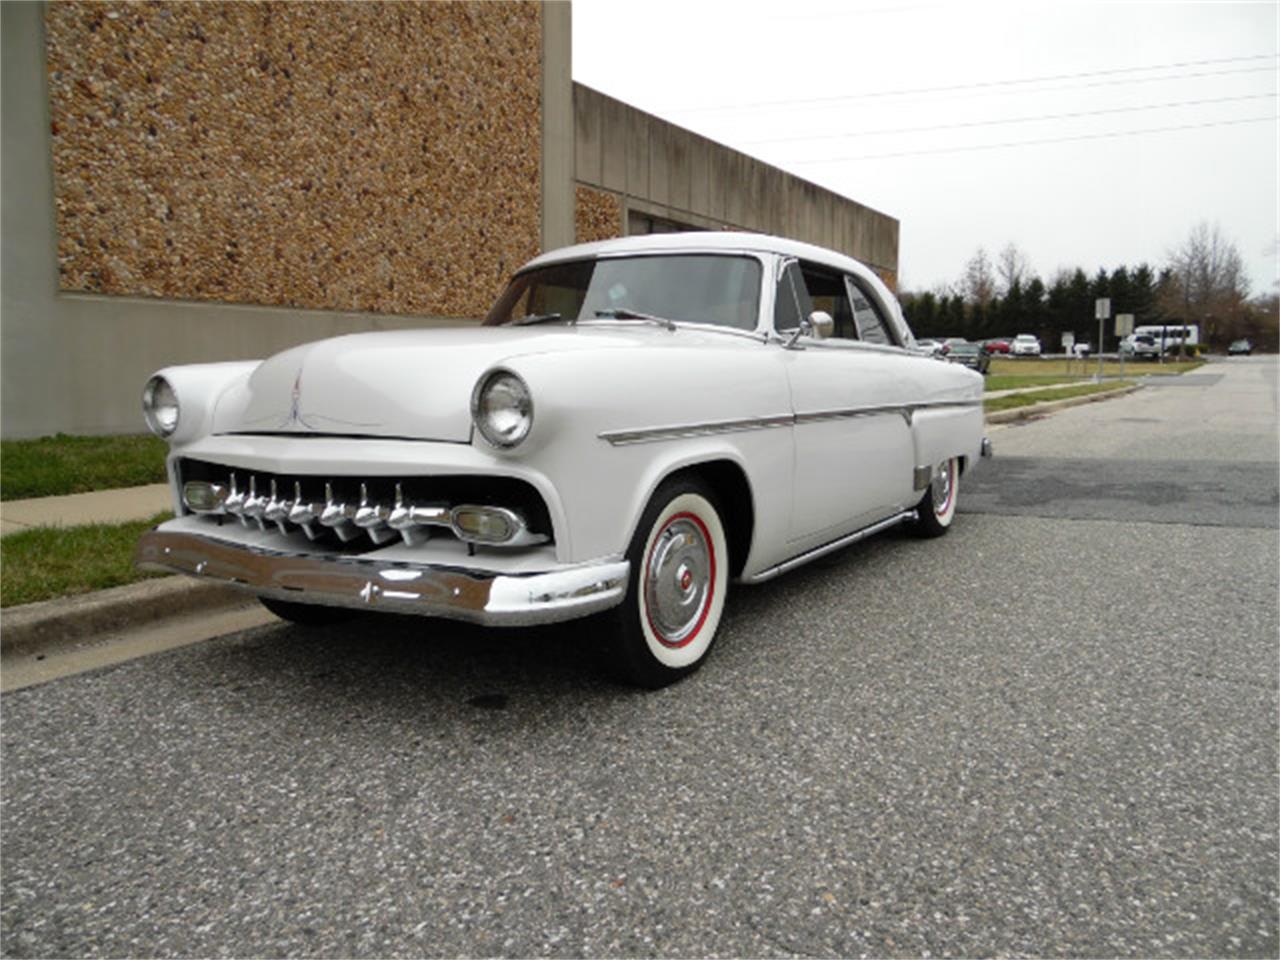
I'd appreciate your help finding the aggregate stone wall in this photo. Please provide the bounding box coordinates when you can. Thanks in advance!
[574,184,622,244]
[45,0,543,319]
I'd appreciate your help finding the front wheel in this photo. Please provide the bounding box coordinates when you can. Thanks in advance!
[605,478,729,688]
[912,457,959,538]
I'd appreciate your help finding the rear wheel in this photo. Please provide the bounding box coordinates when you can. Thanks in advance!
[606,477,729,688]
[912,457,959,538]
[258,596,352,626]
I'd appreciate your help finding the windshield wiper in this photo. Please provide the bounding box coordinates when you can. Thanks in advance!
[508,312,563,326]
[594,308,677,331]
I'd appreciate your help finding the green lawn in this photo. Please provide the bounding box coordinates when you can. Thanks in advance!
[1,433,168,500]
[985,373,1085,392]
[988,357,1203,379]
[0,512,172,607]
[985,380,1136,413]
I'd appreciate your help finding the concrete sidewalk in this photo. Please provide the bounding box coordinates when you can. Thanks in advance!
[0,484,172,538]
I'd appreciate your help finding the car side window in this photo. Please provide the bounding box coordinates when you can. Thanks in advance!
[798,263,857,339]
[773,260,811,333]
[846,277,895,346]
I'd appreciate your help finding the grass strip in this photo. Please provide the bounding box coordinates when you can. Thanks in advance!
[985,380,1136,413]
[1,433,168,501]
[988,358,1203,378]
[0,512,172,608]
[985,374,1086,392]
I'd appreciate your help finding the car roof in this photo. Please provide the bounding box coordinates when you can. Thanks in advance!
[524,231,882,288]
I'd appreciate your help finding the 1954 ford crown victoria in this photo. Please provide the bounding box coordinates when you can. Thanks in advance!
[136,232,990,687]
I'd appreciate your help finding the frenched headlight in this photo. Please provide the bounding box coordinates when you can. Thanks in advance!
[471,368,533,449]
[142,375,180,438]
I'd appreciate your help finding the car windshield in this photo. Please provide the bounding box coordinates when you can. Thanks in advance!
[484,254,762,331]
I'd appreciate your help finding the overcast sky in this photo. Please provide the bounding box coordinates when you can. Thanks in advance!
[572,0,1278,296]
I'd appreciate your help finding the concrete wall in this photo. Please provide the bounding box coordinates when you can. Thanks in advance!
[571,84,900,284]
[1,1,571,439]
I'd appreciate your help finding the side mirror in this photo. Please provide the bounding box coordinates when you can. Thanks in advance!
[808,310,834,340]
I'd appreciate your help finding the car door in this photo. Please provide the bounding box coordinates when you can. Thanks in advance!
[776,259,918,545]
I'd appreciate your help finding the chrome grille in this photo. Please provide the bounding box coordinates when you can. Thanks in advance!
[177,459,552,551]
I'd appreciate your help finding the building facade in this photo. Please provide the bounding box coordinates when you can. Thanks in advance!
[1,1,898,438]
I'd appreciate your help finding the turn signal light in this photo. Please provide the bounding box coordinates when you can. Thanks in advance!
[449,506,518,544]
[183,481,228,514]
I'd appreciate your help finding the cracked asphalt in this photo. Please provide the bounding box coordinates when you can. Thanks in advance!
[3,357,1276,958]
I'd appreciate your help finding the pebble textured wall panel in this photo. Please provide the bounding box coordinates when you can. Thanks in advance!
[46,1,542,318]
[574,185,622,244]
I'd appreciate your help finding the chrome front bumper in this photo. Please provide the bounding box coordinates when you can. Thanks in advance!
[135,523,630,627]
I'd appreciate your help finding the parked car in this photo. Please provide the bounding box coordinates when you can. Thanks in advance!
[983,338,1011,354]
[1228,338,1254,356]
[1072,341,1093,357]
[135,232,988,687]
[939,337,969,356]
[944,341,991,374]
[1119,334,1159,359]
[1011,334,1041,356]
[915,338,945,356]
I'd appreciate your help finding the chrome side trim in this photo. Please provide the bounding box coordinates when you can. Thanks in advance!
[600,414,794,446]
[794,404,914,427]
[739,510,917,584]
[599,399,981,446]
[135,527,629,627]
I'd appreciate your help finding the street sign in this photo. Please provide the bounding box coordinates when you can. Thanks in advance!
[1115,313,1134,337]
[1061,332,1075,349]
[1095,298,1111,320]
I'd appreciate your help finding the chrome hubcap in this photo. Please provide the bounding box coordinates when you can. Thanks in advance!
[644,516,713,647]
[931,460,954,515]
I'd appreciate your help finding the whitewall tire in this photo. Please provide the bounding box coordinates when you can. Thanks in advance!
[913,457,959,538]
[608,478,729,687]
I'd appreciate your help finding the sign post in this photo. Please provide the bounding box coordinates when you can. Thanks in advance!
[1095,298,1111,381]
[1115,313,1134,378]
[1061,332,1076,372]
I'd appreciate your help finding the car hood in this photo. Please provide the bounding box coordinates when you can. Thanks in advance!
[211,325,721,442]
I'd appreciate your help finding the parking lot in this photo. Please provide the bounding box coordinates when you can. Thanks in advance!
[3,358,1276,958]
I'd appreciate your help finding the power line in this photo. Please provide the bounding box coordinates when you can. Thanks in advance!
[668,55,1279,113]
[787,115,1275,163]
[740,92,1278,145]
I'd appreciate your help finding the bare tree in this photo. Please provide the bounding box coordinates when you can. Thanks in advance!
[1163,222,1251,348]
[960,247,996,308]
[996,242,1033,296]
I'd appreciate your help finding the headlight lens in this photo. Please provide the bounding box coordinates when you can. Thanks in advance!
[142,375,180,437]
[471,369,533,448]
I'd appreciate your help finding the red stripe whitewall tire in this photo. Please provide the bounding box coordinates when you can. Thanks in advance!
[607,478,729,687]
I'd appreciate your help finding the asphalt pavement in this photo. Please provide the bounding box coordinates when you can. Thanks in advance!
[2,357,1276,958]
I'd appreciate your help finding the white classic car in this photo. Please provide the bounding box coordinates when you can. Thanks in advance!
[136,232,989,687]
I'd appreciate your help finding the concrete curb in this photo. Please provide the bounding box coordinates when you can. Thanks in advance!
[1,577,252,658]
[0,381,1143,665]
[984,383,1142,424]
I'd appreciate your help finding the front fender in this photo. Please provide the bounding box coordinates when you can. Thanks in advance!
[500,342,793,568]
